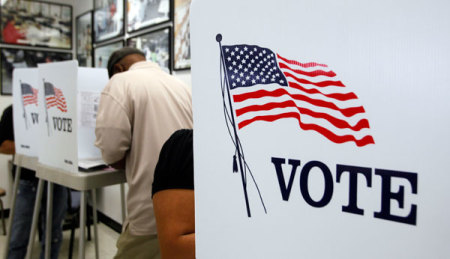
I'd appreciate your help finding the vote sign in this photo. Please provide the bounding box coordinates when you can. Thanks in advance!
[191,0,450,258]
[12,68,40,157]
[37,61,107,173]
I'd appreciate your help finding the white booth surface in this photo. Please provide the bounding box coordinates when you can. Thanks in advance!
[13,68,40,157]
[191,0,450,258]
[37,60,108,173]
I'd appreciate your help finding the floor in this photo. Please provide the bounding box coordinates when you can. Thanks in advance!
[0,218,119,259]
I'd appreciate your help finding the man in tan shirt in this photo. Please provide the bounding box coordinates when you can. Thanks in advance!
[95,47,193,259]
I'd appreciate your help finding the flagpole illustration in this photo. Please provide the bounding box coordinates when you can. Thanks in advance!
[216,34,252,217]
[19,80,29,130]
[43,79,51,136]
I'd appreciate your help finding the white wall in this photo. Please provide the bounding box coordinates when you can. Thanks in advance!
[74,0,92,15]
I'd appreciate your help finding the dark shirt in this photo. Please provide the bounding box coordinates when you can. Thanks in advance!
[152,129,194,197]
[0,105,36,180]
[0,105,14,144]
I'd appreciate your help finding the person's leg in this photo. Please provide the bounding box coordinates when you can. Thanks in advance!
[8,179,38,259]
[39,184,68,259]
[50,184,68,259]
[114,224,160,259]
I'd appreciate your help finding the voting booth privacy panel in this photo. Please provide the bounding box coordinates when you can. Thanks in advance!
[12,68,40,157]
[191,0,450,258]
[33,60,108,173]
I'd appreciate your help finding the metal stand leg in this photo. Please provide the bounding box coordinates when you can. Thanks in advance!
[0,199,5,235]
[25,179,45,259]
[79,191,86,259]
[45,182,54,259]
[120,183,126,222]
[4,166,22,259]
[92,189,99,259]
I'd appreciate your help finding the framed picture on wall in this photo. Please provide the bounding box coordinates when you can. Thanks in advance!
[1,48,72,95]
[127,27,171,73]
[76,11,93,67]
[126,0,170,33]
[173,0,191,70]
[0,0,72,49]
[93,0,124,43]
[94,40,124,68]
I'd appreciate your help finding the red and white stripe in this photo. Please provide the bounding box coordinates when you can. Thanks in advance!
[231,54,375,147]
[23,88,38,106]
[46,87,67,112]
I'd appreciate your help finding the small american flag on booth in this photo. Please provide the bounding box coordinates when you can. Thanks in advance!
[21,83,38,106]
[44,82,67,113]
[221,44,374,147]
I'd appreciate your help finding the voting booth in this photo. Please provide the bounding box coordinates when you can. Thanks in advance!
[37,60,108,173]
[191,0,450,258]
[9,61,125,259]
[12,68,40,157]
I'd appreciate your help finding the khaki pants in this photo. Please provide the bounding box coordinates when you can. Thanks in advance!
[114,225,161,259]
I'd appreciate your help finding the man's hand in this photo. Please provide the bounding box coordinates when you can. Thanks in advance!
[0,140,15,154]
[109,157,126,169]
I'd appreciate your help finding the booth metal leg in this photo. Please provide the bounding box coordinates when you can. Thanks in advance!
[45,182,54,259]
[79,191,87,259]
[25,179,45,259]
[0,199,5,235]
[3,166,22,259]
[92,189,99,259]
[120,183,126,222]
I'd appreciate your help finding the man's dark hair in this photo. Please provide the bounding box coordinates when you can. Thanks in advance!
[107,47,145,78]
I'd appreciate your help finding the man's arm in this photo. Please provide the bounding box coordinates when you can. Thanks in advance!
[95,91,131,167]
[153,189,195,259]
[0,140,15,154]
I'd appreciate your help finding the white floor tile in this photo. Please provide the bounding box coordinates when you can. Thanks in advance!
[0,218,119,259]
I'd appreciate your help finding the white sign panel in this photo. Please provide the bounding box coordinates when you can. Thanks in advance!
[37,62,108,172]
[77,67,108,164]
[38,61,78,172]
[12,68,40,157]
[191,0,450,258]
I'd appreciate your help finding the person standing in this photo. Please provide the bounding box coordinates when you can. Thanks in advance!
[0,105,67,259]
[95,47,192,259]
[152,129,195,259]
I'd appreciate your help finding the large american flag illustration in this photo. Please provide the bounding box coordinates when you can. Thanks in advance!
[221,44,375,147]
[21,83,38,106]
[44,82,67,113]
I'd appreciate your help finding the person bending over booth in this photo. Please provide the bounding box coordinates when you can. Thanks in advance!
[95,47,192,259]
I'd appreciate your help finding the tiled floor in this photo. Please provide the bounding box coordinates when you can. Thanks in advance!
[0,219,119,259]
